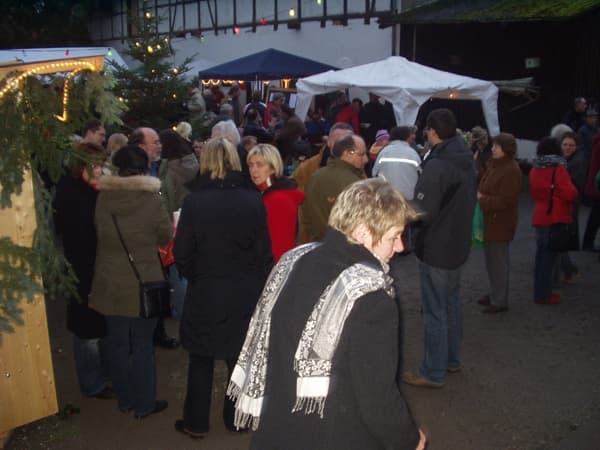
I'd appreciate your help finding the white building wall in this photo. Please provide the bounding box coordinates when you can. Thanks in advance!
[100,18,394,85]
[91,1,396,80]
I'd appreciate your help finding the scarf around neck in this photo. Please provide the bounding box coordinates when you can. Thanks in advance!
[227,242,394,430]
[532,154,566,168]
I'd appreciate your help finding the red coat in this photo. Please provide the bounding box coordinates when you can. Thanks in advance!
[262,181,305,262]
[584,134,600,199]
[335,105,360,134]
[529,164,578,226]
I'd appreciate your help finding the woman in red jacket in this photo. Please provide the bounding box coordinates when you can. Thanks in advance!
[529,137,578,304]
[247,144,305,262]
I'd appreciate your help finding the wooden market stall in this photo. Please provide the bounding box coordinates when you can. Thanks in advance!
[0,47,122,442]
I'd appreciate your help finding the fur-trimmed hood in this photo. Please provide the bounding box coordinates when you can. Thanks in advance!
[98,175,161,192]
[97,175,163,217]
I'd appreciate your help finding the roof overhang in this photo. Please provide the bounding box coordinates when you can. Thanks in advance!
[378,0,600,27]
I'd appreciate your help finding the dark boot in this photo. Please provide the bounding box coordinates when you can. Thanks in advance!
[153,318,179,349]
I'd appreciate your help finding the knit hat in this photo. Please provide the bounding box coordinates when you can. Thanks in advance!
[159,129,193,161]
[471,126,488,143]
[375,129,390,142]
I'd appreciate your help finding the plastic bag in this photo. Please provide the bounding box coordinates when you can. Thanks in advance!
[472,202,484,248]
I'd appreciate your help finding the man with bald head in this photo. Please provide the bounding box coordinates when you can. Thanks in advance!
[301,133,368,243]
[292,122,355,243]
[129,127,163,176]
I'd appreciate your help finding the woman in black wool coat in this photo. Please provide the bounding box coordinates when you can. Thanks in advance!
[173,137,273,438]
[53,141,111,398]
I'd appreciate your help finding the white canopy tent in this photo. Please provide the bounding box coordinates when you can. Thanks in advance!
[295,56,500,136]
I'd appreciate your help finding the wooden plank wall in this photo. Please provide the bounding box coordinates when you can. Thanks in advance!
[0,170,58,433]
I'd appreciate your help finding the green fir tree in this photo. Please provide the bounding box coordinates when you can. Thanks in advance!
[111,8,193,130]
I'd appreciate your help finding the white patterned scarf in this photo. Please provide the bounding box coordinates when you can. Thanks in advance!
[227,243,394,430]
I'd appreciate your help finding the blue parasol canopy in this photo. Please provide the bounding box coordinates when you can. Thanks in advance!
[197,48,337,81]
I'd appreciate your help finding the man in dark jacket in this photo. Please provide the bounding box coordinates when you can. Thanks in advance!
[402,109,476,388]
[301,134,367,243]
[562,96,587,133]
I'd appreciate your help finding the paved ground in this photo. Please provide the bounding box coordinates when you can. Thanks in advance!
[5,192,600,450]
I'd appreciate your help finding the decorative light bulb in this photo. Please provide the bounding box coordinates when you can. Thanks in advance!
[172,94,177,99]
[173,68,179,74]
[135,42,141,47]
[147,45,154,53]
[261,17,267,25]
[145,12,152,19]
[289,8,296,17]
[156,44,162,50]
[107,49,113,56]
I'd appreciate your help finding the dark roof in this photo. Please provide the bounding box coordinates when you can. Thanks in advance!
[379,0,600,25]
[197,48,337,81]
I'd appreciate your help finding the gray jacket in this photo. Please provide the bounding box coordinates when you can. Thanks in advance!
[372,140,421,200]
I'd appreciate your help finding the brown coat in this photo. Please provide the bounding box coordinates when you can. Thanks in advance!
[90,175,172,317]
[478,157,522,242]
[291,144,327,243]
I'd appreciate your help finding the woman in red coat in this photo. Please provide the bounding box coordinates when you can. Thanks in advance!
[247,144,305,262]
[529,137,578,304]
[582,134,600,251]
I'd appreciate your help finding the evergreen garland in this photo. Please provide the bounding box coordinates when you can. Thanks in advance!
[0,68,125,340]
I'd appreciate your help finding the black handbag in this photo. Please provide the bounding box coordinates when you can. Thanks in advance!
[112,215,171,319]
[546,167,574,252]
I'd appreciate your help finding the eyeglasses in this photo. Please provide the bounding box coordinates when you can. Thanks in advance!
[350,150,367,157]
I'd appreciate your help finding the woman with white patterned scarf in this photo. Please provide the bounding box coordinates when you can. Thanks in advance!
[228,178,427,450]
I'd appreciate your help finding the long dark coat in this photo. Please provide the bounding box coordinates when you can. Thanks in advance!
[251,229,419,450]
[53,175,98,303]
[174,171,273,359]
[90,175,172,317]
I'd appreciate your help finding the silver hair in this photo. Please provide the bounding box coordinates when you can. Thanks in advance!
[211,120,241,146]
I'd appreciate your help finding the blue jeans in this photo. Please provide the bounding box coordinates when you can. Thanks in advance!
[534,226,559,301]
[418,261,463,384]
[105,316,158,415]
[169,265,187,321]
[73,335,109,396]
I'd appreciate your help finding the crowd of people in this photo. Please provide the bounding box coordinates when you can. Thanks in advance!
[50,87,600,448]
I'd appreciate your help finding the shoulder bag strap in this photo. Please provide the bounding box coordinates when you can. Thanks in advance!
[112,214,143,283]
[546,167,557,215]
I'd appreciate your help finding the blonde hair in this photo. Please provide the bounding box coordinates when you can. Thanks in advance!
[247,144,284,178]
[200,137,241,179]
[175,121,192,140]
[329,178,418,244]
[211,120,241,146]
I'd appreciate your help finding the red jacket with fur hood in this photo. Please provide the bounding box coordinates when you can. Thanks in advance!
[529,162,578,226]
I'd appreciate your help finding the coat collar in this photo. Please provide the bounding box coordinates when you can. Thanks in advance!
[186,170,249,192]
[98,175,161,192]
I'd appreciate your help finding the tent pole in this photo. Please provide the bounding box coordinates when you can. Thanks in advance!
[412,25,417,61]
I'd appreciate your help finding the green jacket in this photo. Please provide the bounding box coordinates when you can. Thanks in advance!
[90,175,172,317]
[158,154,199,213]
[301,157,364,243]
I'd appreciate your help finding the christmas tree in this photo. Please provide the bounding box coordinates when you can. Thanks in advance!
[111,8,193,130]
[0,66,126,338]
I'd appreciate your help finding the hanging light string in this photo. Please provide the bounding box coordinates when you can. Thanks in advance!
[0,60,97,99]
